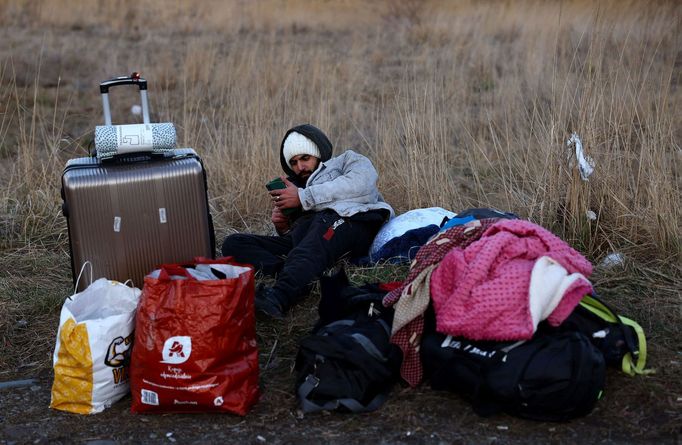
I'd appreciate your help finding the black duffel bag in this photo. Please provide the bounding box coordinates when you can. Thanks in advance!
[421,329,606,422]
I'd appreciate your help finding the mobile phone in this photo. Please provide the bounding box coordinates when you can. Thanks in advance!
[266,177,297,216]
[265,177,286,191]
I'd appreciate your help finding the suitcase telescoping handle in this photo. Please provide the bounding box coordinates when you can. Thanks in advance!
[99,72,150,125]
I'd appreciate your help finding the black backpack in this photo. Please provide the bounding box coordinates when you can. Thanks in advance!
[421,329,606,422]
[544,294,649,376]
[294,269,402,413]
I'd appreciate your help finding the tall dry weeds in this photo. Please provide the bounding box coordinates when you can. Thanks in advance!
[0,0,678,255]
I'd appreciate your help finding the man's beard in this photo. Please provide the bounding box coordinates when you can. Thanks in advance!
[295,160,319,182]
[297,171,312,181]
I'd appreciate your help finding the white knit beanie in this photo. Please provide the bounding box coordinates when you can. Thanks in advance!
[282,131,321,165]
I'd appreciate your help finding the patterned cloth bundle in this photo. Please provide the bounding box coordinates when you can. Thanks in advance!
[94,123,176,159]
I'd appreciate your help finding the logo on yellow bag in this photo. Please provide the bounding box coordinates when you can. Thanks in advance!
[161,336,192,364]
[105,335,133,367]
[105,333,134,385]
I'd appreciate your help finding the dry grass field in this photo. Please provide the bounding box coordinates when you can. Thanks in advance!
[0,0,680,443]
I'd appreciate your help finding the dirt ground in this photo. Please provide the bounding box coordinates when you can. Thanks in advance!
[1,291,681,445]
[0,374,674,445]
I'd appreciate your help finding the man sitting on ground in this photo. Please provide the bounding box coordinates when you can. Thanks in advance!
[221,124,393,318]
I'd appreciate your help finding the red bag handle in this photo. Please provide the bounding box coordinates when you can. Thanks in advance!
[156,264,193,281]
[194,256,255,272]
[154,257,245,281]
[193,256,234,265]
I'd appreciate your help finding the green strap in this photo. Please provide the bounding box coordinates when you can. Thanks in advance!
[579,296,654,376]
[618,316,654,376]
[579,295,617,323]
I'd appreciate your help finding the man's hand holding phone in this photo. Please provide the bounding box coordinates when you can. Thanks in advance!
[266,177,300,216]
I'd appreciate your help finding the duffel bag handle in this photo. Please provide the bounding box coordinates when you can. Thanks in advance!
[99,72,150,125]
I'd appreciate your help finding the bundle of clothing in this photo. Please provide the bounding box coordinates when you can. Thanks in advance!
[383,217,594,387]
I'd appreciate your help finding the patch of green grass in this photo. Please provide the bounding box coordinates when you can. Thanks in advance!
[346,261,411,286]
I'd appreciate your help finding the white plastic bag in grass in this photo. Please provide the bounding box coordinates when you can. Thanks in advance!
[50,263,141,414]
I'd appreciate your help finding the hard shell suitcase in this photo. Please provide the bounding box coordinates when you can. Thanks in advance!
[62,75,214,290]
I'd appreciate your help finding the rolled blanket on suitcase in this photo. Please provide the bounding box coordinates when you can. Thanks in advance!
[95,123,176,159]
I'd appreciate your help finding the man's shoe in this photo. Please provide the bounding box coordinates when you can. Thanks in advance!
[254,286,287,319]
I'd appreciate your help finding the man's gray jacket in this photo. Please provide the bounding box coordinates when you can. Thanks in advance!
[297,150,394,218]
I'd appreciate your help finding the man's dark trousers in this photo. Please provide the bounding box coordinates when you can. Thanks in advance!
[221,209,383,305]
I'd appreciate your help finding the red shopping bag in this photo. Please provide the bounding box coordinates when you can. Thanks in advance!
[130,258,259,415]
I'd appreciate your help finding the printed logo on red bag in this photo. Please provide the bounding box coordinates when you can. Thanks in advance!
[161,336,192,364]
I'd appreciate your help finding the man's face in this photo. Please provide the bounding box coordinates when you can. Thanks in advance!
[289,154,320,181]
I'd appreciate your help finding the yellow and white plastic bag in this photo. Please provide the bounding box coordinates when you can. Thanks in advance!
[50,265,141,414]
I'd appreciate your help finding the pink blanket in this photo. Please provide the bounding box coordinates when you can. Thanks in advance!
[430,219,593,341]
